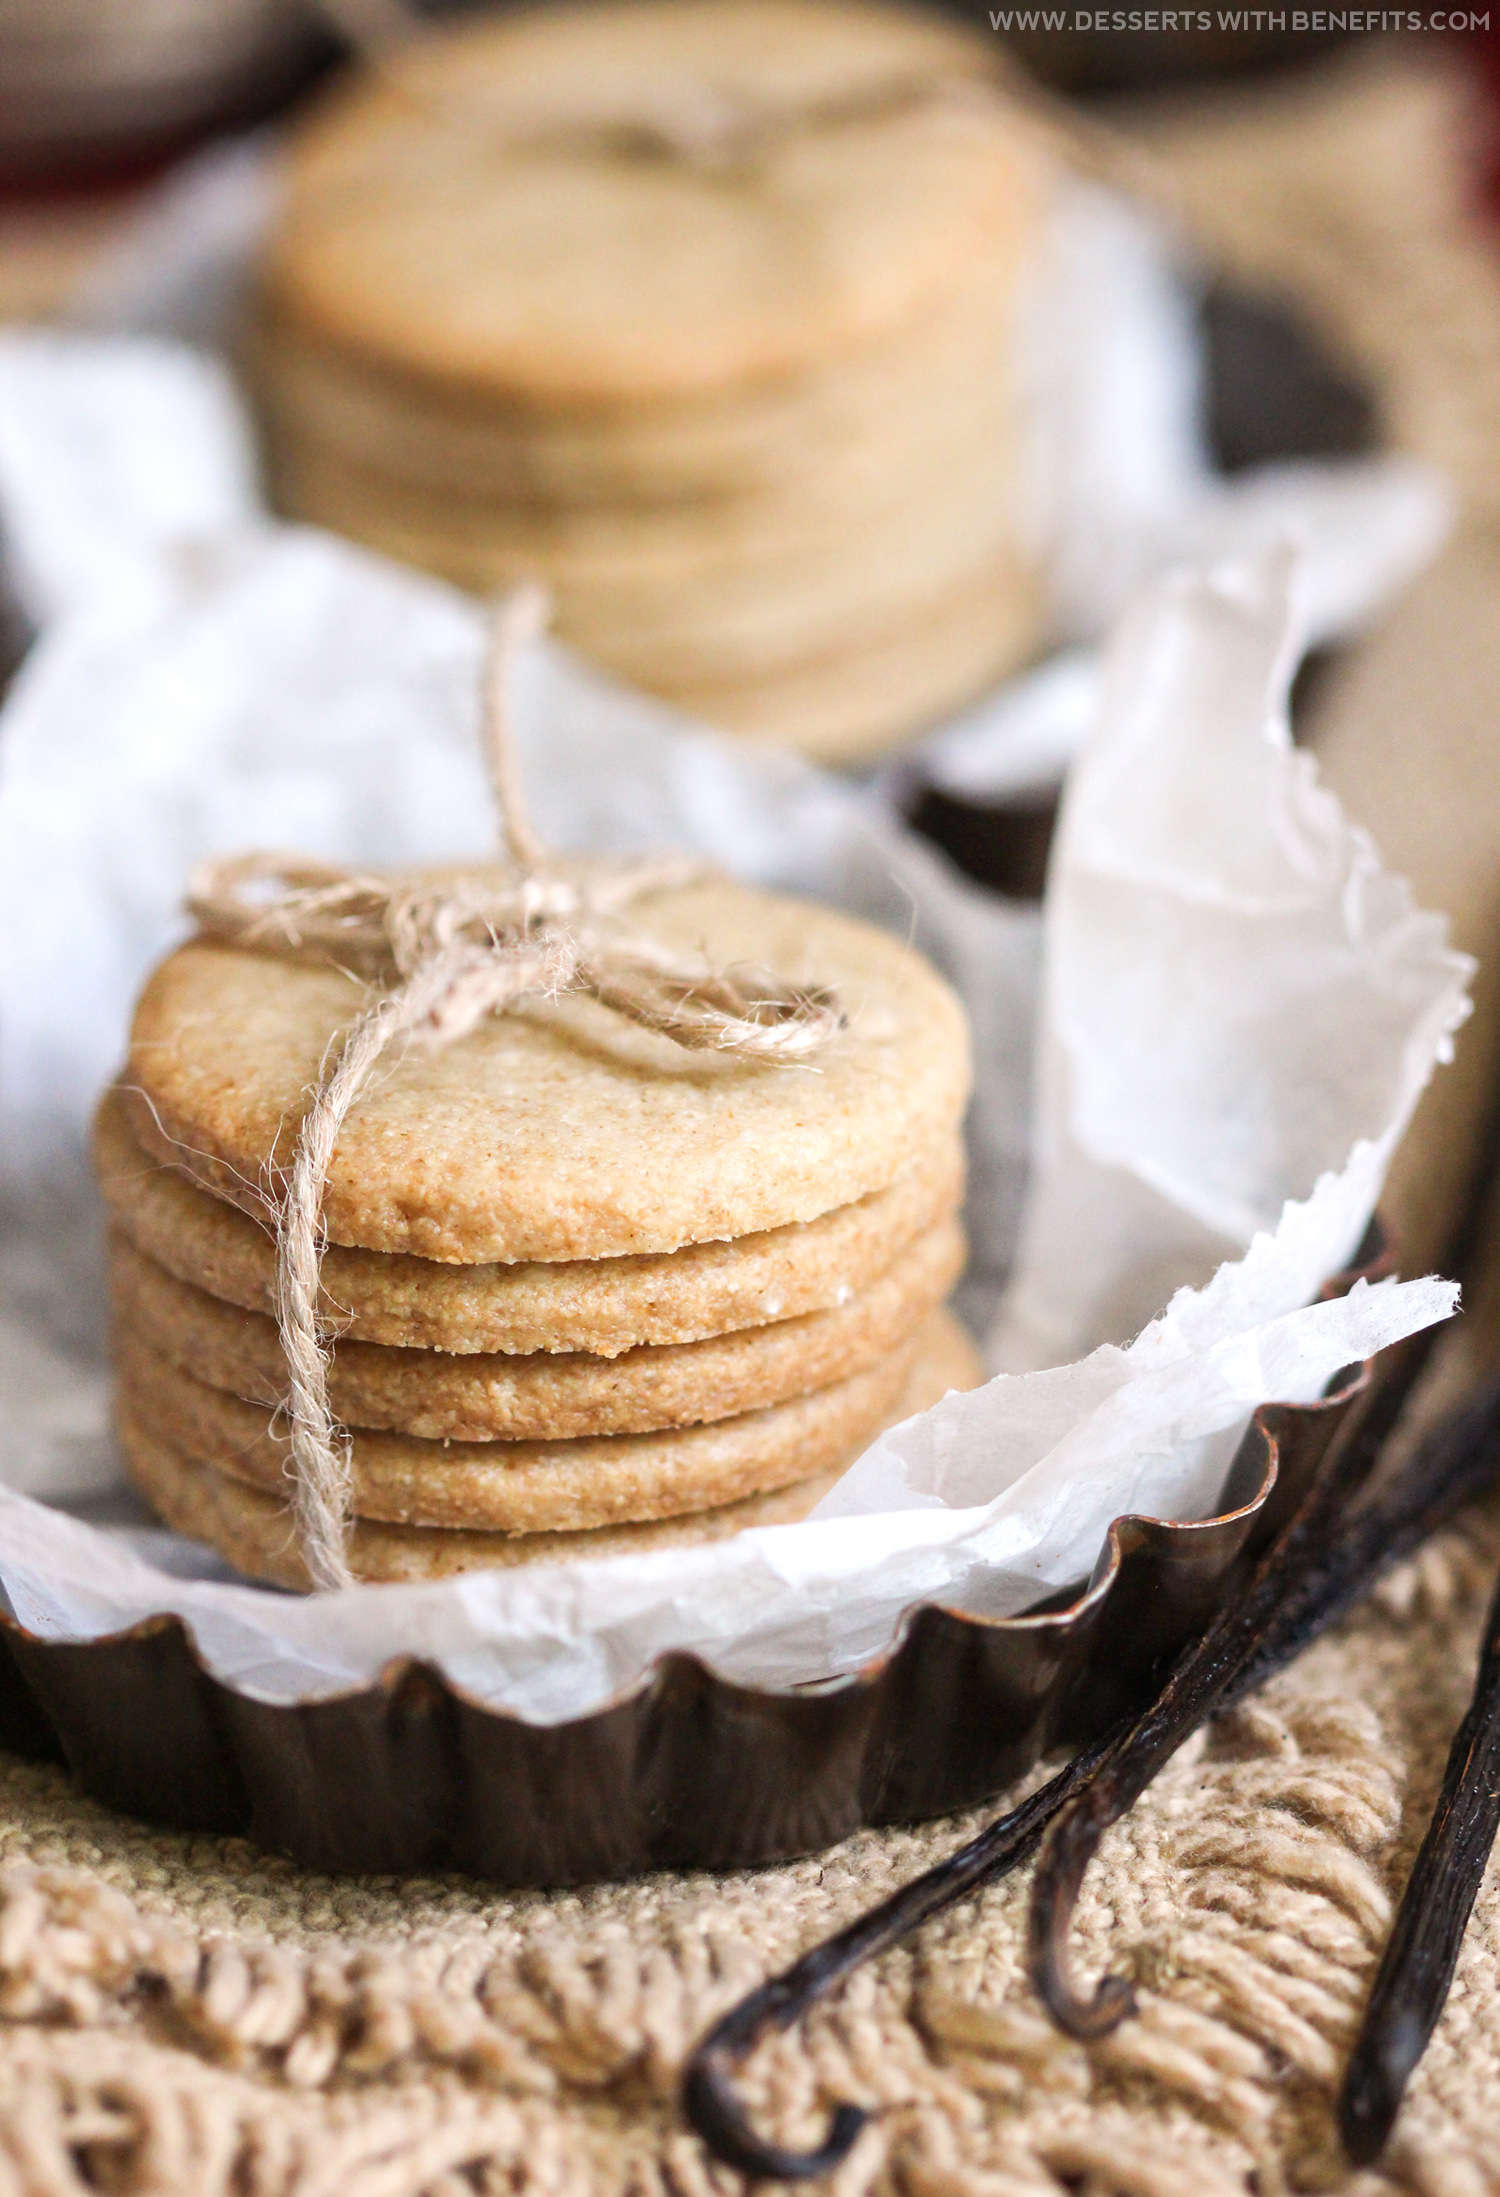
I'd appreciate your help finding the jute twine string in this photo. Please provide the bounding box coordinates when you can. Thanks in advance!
[185,587,842,1592]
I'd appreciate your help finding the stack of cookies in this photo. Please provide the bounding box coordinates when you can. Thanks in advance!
[250,0,1057,764]
[98,875,980,1587]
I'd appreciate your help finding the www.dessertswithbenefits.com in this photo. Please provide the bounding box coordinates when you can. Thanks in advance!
[988,8,1490,29]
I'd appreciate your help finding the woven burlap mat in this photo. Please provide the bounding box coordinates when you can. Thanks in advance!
[7,40,1500,2197]
[3,1476,1500,2196]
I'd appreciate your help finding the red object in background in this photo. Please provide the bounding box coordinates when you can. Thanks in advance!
[8,19,1500,217]
[1466,22,1500,215]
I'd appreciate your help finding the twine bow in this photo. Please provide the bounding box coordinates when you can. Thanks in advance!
[186,587,842,1591]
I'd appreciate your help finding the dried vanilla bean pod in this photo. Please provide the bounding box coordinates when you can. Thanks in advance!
[683,1360,1500,2179]
[1026,1095,1500,2042]
[1340,1520,1500,2163]
[684,1726,1120,2179]
[1234,1375,1500,1699]
[1025,1329,1453,2039]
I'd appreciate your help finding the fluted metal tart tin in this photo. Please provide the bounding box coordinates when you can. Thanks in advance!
[0,266,1389,1884]
[0,1353,1370,1886]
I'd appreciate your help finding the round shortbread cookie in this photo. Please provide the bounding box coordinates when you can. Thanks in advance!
[125,876,971,1263]
[118,1407,849,1583]
[93,1088,963,1357]
[109,1213,964,1439]
[114,1321,926,1532]
[276,493,1039,757]
[264,0,1049,408]
[254,470,1038,756]
[118,1308,985,1585]
[252,259,1023,511]
[269,410,1026,690]
[660,550,1042,762]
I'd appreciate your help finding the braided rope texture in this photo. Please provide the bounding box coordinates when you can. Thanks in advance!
[186,584,839,1589]
[1,1498,1499,2194]
[5,39,1500,2197]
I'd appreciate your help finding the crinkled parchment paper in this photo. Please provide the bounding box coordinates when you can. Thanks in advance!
[0,313,1471,1716]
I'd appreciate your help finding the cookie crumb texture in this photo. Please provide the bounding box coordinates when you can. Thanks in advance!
[107,1214,965,1439]
[116,1307,985,1581]
[95,1087,964,1355]
[125,877,971,1264]
[111,874,975,1582]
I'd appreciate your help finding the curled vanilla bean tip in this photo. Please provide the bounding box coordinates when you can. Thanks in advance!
[1027,1810,1138,2039]
[684,1734,1119,2179]
[684,1360,1500,2181]
[685,2047,866,2182]
[1030,1952,1137,2041]
[684,1963,871,2179]
[1018,1348,1413,2053]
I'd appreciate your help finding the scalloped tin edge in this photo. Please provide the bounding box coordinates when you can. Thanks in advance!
[0,1359,1375,1886]
[0,1226,1391,1885]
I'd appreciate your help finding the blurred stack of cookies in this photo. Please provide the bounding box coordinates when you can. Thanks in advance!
[99,875,980,1586]
[251,0,1057,763]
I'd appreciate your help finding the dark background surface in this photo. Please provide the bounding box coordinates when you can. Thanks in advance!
[3,5,1493,197]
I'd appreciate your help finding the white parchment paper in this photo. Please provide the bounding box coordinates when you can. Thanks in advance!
[0,1267,1458,1716]
[0,328,1472,1716]
[988,550,1473,1371]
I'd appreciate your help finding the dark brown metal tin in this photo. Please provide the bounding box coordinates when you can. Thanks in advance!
[0,295,1397,1887]
[0,1363,1370,1886]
